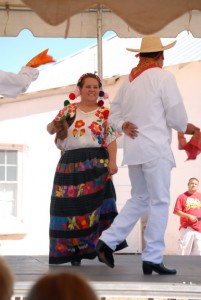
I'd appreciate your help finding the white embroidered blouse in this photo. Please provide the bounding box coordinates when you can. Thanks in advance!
[55,103,116,151]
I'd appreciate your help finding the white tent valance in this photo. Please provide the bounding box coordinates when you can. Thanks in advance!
[0,0,201,37]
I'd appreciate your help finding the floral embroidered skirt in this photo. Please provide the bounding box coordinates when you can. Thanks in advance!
[49,147,127,264]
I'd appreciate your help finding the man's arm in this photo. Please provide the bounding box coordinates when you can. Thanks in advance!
[174,210,198,223]
[0,49,55,98]
[0,67,39,98]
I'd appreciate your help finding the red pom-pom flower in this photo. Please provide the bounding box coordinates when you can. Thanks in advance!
[69,92,76,100]
[97,100,104,107]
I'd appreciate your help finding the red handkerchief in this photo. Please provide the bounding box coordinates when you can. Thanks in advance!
[178,131,201,160]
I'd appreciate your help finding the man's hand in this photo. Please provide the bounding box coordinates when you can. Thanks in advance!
[122,121,138,139]
[188,215,198,223]
[185,123,200,135]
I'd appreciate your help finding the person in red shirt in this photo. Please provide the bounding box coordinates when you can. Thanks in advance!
[173,177,201,255]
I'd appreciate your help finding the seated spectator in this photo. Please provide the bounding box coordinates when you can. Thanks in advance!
[27,272,98,300]
[0,256,14,300]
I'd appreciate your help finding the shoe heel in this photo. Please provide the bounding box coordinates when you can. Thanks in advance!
[96,240,114,268]
[143,264,153,275]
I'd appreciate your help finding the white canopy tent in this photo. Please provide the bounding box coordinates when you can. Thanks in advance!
[1,0,201,37]
[0,0,201,76]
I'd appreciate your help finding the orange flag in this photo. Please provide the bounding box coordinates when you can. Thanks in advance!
[26,49,55,68]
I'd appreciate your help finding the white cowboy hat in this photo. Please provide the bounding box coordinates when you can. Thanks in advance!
[126,36,176,53]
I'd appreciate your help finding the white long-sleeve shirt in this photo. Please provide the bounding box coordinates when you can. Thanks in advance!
[0,66,39,98]
[109,68,188,166]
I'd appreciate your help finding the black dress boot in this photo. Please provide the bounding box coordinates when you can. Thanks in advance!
[96,240,114,268]
[143,261,177,275]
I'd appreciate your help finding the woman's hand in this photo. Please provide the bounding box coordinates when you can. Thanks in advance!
[53,119,69,140]
[108,161,118,175]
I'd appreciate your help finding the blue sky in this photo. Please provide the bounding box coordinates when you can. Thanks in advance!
[0,29,114,73]
[1,30,201,74]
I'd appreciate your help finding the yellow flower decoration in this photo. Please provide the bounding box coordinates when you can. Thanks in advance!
[104,159,109,167]
[68,217,79,230]
[77,183,85,197]
[89,210,99,227]
[55,186,64,197]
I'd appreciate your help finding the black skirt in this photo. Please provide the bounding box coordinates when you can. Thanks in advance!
[49,147,127,264]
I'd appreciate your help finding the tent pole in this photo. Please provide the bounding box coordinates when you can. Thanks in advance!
[97,6,103,79]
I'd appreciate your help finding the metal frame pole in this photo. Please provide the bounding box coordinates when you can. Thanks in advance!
[97,5,103,79]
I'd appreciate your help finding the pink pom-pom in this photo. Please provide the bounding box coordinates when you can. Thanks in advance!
[74,90,80,97]
[103,92,109,99]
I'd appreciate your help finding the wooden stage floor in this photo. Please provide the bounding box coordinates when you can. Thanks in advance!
[4,254,201,299]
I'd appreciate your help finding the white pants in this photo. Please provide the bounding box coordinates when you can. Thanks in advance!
[179,227,201,255]
[100,158,172,263]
